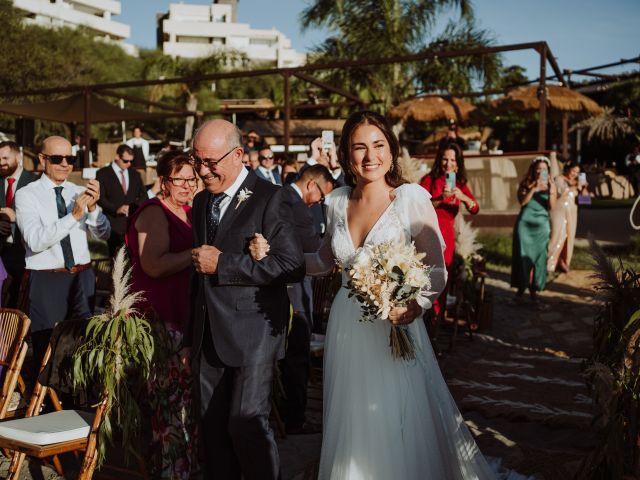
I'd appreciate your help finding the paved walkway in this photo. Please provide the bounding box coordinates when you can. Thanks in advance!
[1,270,598,480]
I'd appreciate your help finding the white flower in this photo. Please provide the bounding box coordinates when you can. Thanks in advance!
[235,188,253,209]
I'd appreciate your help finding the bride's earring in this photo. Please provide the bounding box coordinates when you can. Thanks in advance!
[389,161,395,173]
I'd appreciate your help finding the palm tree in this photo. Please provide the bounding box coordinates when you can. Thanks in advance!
[300,0,500,108]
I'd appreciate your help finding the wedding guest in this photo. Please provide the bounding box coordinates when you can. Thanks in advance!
[0,140,37,308]
[16,136,110,375]
[96,145,149,258]
[278,165,334,434]
[511,156,557,301]
[547,161,588,273]
[281,157,299,184]
[126,126,150,170]
[255,146,282,185]
[242,129,263,154]
[438,121,466,152]
[126,151,198,480]
[420,143,479,317]
[248,150,260,171]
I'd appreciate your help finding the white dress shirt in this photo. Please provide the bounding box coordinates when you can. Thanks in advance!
[111,161,129,191]
[15,174,111,270]
[257,165,277,185]
[290,182,304,200]
[126,137,150,160]
[217,167,249,221]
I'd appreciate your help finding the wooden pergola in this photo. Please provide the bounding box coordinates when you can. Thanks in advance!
[0,41,565,166]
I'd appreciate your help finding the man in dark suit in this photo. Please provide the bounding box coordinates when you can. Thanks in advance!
[280,164,334,434]
[96,144,149,257]
[254,146,282,185]
[0,141,38,308]
[186,119,304,480]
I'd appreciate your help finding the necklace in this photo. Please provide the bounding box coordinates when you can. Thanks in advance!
[161,196,184,214]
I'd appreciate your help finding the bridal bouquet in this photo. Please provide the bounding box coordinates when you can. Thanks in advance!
[346,241,433,360]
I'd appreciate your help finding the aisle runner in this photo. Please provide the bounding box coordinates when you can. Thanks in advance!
[446,334,593,428]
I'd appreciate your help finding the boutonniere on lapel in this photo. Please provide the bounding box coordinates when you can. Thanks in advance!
[235,188,253,209]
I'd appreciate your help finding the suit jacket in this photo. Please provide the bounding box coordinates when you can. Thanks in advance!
[96,165,148,235]
[187,171,305,367]
[0,169,38,259]
[281,185,320,318]
[255,166,282,186]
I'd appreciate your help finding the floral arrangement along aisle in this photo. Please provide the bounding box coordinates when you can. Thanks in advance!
[73,248,155,467]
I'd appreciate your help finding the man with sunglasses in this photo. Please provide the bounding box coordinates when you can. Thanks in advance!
[279,164,334,435]
[96,144,149,257]
[254,146,282,185]
[0,140,37,308]
[15,136,110,376]
[185,119,304,480]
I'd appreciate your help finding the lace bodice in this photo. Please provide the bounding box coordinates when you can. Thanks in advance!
[306,183,448,307]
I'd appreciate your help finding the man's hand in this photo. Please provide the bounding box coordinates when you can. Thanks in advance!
[249,233,270,261]
[116,205,130,216]
[0,207,16,223]
[84,180,100,211]
[192,245,222,274]
[310,137,324,162]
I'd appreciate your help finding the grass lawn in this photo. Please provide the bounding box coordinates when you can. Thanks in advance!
[478,232,640,273]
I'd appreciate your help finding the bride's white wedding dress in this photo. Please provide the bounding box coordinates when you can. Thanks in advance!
[307,184,495,480]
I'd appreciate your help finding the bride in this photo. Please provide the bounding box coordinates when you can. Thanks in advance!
[254,111,495,479]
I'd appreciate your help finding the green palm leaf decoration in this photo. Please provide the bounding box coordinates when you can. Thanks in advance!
[73,247,154,468]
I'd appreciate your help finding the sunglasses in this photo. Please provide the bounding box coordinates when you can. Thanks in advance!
[259,154,274,160]
[189,147,238,170]
[41,154,76,165]
[120,158,133,164]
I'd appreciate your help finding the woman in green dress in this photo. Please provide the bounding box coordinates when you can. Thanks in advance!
[511,156,557,300]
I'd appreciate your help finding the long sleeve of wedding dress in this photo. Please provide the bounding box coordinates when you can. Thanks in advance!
[402,183,448,310]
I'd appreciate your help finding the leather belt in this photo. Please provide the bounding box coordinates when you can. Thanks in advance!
[38,263,92,274]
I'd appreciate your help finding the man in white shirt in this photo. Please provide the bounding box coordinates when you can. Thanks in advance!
[15,136,110,373]
[0,141,37,308]
[96,144,149,257]
[126,126,150,170]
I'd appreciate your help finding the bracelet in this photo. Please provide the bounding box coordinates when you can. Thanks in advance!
[467,200,476,211]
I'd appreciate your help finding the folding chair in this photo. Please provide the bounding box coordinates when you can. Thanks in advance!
[0,308,30,419]
[0,321,108,480]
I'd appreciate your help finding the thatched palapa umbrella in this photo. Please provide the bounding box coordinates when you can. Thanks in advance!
[492,84,603,159]
[389,95,476,124]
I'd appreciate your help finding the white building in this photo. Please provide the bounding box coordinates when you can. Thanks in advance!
[158,1,306,68]
[12,0,136,55]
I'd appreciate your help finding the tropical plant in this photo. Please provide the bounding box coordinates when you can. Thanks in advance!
[576,237,640,479]
[571,107,637,143]
[300,0,501,109]
[73,248,155,467]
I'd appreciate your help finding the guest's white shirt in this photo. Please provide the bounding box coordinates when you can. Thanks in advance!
[15,174,111,270]
[305,157,342,180]
[71,144,93,163]
[257,165,277,184]
[111,161,129,191]
[218,167,249,221]
[126,137,150,160]
[290,182,304,200]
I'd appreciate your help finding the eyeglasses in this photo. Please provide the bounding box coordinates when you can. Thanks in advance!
[42,154,76,165]
[314,183,326,204]
[166,177,198,187]
[189,147,238,170]
[259,154,274,160]
[120,158,133,164]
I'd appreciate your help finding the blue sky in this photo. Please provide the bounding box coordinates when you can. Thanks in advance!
[119,0,639,80]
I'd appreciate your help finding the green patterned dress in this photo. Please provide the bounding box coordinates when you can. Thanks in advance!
[511,191,551,292]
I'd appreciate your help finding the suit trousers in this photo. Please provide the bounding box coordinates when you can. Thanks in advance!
[279,311,311,429]
[28,269,95,379]
[198,321,280,480]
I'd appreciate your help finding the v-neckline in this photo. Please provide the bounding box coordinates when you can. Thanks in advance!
[344,187,398,251]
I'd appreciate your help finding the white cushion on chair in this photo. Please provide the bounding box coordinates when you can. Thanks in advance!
[0,410,94,445]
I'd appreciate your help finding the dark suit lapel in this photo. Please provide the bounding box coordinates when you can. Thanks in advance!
[194,191,207,247]
[214,172,258,243]
[0,177,5,208]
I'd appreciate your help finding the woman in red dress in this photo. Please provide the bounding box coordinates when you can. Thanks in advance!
[420,143,479,318]
[126,151,198,480]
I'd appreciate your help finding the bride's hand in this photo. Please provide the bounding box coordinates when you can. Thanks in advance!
[249,233,270,261]
[388,300,422,325]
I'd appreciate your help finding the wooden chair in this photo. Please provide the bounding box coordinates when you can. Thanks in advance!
[0,321,108,480]
[0,308,30,419]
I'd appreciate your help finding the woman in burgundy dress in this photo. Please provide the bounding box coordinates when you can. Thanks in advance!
[126,152,197,480]
[420,143,479,321]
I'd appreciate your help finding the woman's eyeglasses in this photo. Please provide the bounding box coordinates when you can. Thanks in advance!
[166,177,198,187]
[42,154,76,165]
[189,147,238,170]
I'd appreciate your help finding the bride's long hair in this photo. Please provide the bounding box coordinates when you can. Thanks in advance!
[338,110,406,188]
